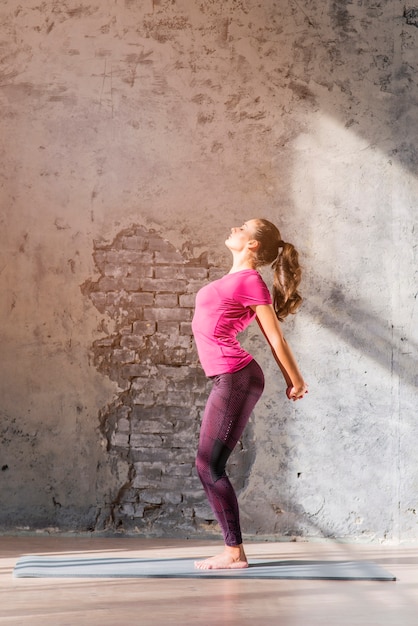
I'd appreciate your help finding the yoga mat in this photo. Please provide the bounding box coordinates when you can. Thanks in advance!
[13,556,396,581]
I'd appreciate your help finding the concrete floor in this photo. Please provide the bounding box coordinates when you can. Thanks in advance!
[1,536,417,625]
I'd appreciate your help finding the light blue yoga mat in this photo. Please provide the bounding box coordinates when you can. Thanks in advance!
[13,556,396,580]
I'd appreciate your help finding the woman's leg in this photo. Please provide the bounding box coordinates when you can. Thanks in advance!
[195,360,264,569]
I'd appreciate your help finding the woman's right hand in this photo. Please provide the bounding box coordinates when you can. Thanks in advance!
[286,382,308,401]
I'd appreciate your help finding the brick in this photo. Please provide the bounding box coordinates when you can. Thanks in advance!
[120,335,145,349]
[140,278,187,292]
[112,348,136,364]
[193,392,209,407]
[187,367,208,382]
[180,507,194,519]
[130,448,194,464]
[150,335,190,352]
[127,265,153,277]
[110,432,130,447]
[155,294,178,307]
[116,405,131,420]
[147,237,179,253]
[171,410,199,423]
[130,448,162,463]
[130,433,163,447]
[133,503,146,517]
[186,283,207,296]
[164,492,183,504]
[131,406,167,421]
[155,365,193,380]
[180,322,193,335]
[144,308,192,322]
[133,321,156,335]
[132,475,153,489]
[104,264,128,278]
[156,322,180,334]
[130,293,154,306]
[147,490,184,505]
[177,336,192,349]
[104,250,151,263]
[139,491,163,505]
[119,503,146,518]
[122,364,152,378]
[154,250,185,264]
[180,490,208,502]
[118,503,135,517]
[153,475,201,493]
[121,278,141,291]
[179,294,195,307]
[166,406,194,422]
[132,391,155,406]
[161,431,196,446]
[154,266,187,279]
[158,349,188,365]
[194,504,215,519]
[163,463,193,476]
[132,377,166,394]
[183,267,209,280]
[97,277,120,291]
[104,293,123,306]
[113,377,131,392]
[130,405,197,423]
[117,418,130,433]
[165,390,195,406]
[166,379,195,394]
[133,462,163,479]
[189,350,202,365]
[132,420,174,434]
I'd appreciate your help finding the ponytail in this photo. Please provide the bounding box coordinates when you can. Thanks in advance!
[252,219,303,321]
[271,241,302,321]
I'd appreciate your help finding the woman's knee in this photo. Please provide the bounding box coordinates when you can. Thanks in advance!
[195,451,209,482]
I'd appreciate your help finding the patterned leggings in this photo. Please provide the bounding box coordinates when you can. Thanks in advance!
[195,359,265,546]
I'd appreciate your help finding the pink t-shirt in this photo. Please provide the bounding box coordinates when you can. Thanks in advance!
[192,269,272,376]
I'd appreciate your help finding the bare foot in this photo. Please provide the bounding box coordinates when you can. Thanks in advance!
[194,545,249,570]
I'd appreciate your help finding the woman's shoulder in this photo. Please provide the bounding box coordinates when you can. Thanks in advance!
[232,270,271,298]
[240,269,267,286]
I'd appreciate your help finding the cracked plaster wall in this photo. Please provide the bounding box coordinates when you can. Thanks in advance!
[0,0,417,540]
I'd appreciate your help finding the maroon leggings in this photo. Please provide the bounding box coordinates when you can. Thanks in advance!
[195,359,265,546]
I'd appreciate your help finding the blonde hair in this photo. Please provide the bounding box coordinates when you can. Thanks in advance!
[252,218,302,321]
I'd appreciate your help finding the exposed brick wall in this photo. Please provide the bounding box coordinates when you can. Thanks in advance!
[82,225,255,536]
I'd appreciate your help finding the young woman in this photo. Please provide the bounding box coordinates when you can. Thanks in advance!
[191,218,308,570]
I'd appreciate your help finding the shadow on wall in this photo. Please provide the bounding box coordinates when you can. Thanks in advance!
[305,275,418,391]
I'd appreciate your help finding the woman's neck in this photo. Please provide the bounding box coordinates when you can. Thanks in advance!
[229,256,256,274]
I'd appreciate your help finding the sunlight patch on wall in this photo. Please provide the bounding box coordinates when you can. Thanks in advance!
[290,112,418,390]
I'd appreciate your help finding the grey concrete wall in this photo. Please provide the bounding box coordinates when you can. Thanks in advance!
[0,0,417,541]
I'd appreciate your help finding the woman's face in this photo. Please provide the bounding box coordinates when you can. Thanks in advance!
[225,220,258,252]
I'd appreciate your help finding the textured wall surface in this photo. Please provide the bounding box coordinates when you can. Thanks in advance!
[0,0,417,541]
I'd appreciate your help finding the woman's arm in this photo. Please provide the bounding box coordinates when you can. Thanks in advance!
[252,304,308,401]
